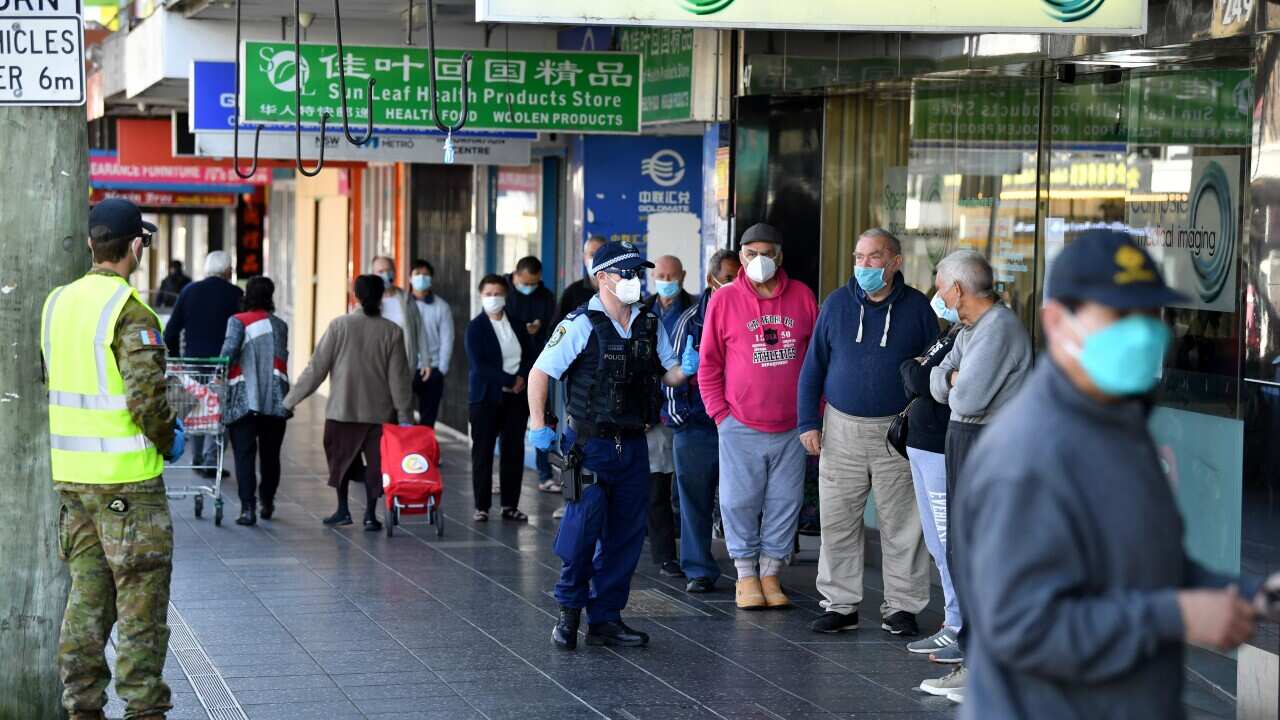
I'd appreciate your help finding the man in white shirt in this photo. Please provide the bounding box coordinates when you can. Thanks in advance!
[410,258,455,427]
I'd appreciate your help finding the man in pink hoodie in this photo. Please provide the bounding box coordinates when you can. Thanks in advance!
[698,223,819,610]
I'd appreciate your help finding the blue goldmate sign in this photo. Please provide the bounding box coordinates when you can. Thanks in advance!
[583,134,703,248]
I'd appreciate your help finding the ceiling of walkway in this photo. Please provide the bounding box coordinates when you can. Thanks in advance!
[175,0,476,25]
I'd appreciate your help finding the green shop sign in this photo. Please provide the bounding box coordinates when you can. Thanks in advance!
[910,70,1251,147]
[241,41,642,134]
[618,28,694,124]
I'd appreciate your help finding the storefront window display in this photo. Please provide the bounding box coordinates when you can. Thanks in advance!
[494,165,542,274]
[819,56,1255,596]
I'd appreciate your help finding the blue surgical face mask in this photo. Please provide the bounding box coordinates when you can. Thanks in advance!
[655,280,680,298]
[378,271,395,288]
[410,274,432,292]
[854,266,886,295]
[931,292,960,324]
[1067,313,1171,396]
[515,283,536,296]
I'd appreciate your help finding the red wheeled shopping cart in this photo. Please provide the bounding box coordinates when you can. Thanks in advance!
[164,357,229,525]
[381,424,444,538]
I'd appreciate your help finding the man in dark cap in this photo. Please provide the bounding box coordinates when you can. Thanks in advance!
[528,241,695,650]
[43,198,184,720]
[948,230,1270,716]
[699,223,819,610]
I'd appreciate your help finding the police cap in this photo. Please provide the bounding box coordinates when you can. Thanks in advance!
[590,241,655,275]
[1046,229,1186,310]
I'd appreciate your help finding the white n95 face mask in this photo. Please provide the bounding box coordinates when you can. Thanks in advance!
[746,255,777,283]
[611,276,643,305]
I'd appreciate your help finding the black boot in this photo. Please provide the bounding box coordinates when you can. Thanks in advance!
[235,505,257,526]
[363,509,382,532]
[552,607,581,650]
[259,499,274,520]
[323,510,353,526]
[587,620,649,647]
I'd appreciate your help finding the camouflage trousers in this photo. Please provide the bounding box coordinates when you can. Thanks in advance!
[57,477,173,719]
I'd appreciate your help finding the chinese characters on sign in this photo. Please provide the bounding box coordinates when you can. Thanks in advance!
[618,28,693,124]
[241,42,642,134]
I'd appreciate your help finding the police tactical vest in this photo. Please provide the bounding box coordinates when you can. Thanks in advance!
[42,273,165,484]
[564,306,663,432]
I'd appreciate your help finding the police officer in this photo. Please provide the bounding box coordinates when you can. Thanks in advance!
[528,241,696,649]
[43,198,185,720]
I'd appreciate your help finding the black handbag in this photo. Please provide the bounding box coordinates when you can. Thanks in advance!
[886,398,916,459]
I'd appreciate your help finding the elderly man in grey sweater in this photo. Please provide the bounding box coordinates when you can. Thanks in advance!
[920,249,1032,694]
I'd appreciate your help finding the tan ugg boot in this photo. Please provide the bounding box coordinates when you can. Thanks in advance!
[735,576,766,609]
[760,575,791,608]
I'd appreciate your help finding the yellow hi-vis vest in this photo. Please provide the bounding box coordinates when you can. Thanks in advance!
[41,273,165,484]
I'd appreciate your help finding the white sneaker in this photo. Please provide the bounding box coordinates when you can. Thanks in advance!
[552,505,566,520]
[919,664,967,697]
[946,686,964,704]
[907,626,957,655]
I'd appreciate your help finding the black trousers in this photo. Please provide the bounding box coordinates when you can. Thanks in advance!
[227,414,287,508]
[647,472,677,564]
[944,420,984,653]
[413,369,446,427]
[469,392,529,512]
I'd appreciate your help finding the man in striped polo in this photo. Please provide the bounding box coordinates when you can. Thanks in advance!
[42,198,185,720]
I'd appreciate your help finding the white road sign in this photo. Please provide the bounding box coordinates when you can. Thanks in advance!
[0,0,85,106]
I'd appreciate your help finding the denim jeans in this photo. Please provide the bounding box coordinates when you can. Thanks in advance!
[673,421,721,581]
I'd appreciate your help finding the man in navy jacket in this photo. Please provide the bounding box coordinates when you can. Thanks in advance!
[797,228,939,637]
[164,250,243,476]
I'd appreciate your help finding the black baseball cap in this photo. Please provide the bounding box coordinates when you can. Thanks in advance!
[89,198,157,242]
[589,241,654,274]
[741,223,783,247]
[1046,229,1187,310]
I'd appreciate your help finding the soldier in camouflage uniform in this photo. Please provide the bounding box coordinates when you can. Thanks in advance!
[43,199,183,720]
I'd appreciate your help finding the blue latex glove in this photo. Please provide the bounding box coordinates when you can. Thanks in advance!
[530,426,557,451]
[165,419,185,463]
[681,338,700,376]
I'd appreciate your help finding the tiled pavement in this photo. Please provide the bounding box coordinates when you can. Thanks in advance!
[100,403,1233,720]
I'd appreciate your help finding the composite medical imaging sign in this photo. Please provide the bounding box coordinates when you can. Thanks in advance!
[0,0,85,106]
[477,0,1146,34]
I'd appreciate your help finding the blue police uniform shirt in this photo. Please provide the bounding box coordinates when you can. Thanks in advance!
[534,295,678,380]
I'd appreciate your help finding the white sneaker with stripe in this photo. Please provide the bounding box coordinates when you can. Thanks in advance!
[907,626,957,655]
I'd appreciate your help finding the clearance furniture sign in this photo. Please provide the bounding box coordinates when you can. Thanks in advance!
[477,0,1146,34]
[241,41,642,134]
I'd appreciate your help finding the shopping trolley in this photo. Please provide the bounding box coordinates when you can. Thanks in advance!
[381,424,444,538]
[164,357,229,526]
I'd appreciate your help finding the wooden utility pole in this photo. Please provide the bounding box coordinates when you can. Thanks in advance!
[0,106,87,718]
